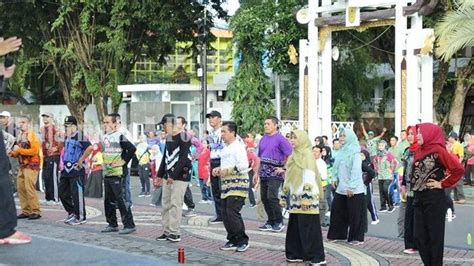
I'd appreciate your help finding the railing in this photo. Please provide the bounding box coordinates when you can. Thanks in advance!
[280,120,354,139]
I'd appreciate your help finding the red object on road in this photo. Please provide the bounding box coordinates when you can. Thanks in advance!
[178,247,185,264]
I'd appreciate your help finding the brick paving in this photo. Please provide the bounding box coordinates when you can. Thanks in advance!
[13,193,474,265]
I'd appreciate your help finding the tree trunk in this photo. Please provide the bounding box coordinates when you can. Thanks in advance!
[447,60,473,132]
[94,95,107,126]
[433,60,450,122]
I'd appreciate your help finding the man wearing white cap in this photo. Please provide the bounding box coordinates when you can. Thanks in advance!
[40,112,63,205]
[0,111,19,195]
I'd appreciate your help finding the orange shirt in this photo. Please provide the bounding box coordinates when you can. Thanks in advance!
[11,130,41,171]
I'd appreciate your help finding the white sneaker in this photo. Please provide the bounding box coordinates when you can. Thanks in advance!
[371,219,380,225]
[198,200,207,204]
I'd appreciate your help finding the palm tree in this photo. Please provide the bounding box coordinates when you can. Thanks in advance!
[434,0,473,132]
[435,0,474,62]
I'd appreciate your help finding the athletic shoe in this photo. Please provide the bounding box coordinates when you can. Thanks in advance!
[167,234,181,242]
[388,207,395,213]
[311,260,327,265]
[236,243,249,252]
[145,193,151,198]
[286,257,303,262]
[156,233,169,241]
[349,241,364,246]
[220,242,237,251]
[271,223,285,233]
[138,192,145,198]
[258,223,273,231]
[209,218,223,224]
[119,228,136,235]
[403,248,418,254]
[183,209,197,217]
[206,200,214,204]
[67,217,87,225]
[27,214,41,220]
[379,208,388,213]
[198,200,208,204]
[101,226,119,233]
[371,219,380,225]
[249,204,256,208]
[17,213,29,219]
[0,231,32,245]
[64,213,75,224]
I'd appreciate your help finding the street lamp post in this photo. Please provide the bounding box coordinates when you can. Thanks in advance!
[198,0,209,137]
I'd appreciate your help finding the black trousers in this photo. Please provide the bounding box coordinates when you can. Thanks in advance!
[465,164,473,184]
[327,193,365,242]
[138,164,151,193]
[222,196,248,245]
[104,176,135,229]
[286,213,325,263]
[413,190,446,266]
[42,155,60,202]
[184,186,195,209]
[59,175,86,220]
[210,159,222,219]
[378,179,393,209]
[0,129,17,239]
[404,196,416,250]
[261,179,283,225]
[247,170,256,206]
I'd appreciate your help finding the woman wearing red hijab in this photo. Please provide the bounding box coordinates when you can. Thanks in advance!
[412,123,464,266]
[399,126,419,254]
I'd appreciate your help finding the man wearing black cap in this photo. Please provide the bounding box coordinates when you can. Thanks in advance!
[40,112,63,205]
[206,110,224,224]
[59,116,93,225]
[156,114,192,242]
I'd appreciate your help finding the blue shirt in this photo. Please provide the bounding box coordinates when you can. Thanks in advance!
[62,131,91,178]
[334,153,365,195]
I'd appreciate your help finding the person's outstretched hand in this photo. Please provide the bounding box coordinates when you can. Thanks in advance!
[0,37,22,56]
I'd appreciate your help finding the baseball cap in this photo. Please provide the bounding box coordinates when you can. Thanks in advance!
[367,131,375,136]
[41,112,54,118]
[448,132,458,139]
[159,113,176,125]
[64,116,78,126]
[206,110,222,118]
[0,111,11,117]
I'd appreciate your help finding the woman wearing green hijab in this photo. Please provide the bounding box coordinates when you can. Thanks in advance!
[280,130,325,264]
[327,128,366,245]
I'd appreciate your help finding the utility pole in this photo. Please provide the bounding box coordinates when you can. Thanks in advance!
[198,0,208,137]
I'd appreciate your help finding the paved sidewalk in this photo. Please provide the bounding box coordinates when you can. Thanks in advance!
[10,193,474,265]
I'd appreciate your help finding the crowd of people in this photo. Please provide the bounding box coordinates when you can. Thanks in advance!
[1,37,472,265]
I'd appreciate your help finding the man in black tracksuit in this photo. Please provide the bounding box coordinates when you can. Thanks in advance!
[100,113,137,234]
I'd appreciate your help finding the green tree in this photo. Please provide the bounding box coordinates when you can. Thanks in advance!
[226,4,275,134]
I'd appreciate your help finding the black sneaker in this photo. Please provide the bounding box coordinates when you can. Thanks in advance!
[167,234,181,242]
[379,208,388,213]
[156,233,169,241]
[28,213,41,220]
[219,242,237,251]
[101,226,119,233]
[286,257,303,262]
[258,223,273,231]
[271,223,285,232]
[388,207,395,213]
[236,243,250,252]
[209,218,223,224]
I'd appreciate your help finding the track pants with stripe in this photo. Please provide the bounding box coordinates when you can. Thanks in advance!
[43,155,60,202]
[59,175,86,220]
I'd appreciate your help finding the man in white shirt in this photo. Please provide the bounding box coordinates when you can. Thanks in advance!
[313,145,331,223]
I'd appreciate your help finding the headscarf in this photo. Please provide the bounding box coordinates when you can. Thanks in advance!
[407,125,419,153]
[333,128,360,178]
[414,123,446,161]
[361,149,371,166]
[314,136,324,146]
[321,146,333,166]
[285,130,319,189]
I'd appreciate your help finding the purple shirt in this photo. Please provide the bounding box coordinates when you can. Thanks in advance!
[258,133,293,181]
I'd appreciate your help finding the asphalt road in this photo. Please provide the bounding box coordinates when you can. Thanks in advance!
[0,234,172,265]
[131,176,474,251]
